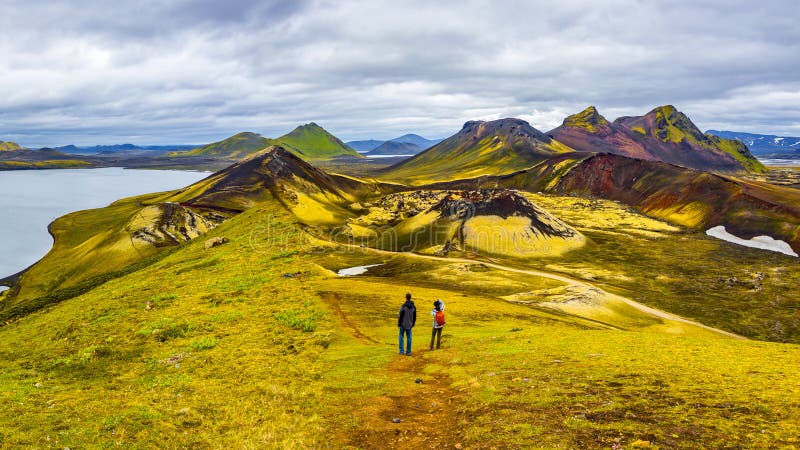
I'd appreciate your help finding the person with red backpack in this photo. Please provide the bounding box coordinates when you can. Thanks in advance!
[430,299,446,350]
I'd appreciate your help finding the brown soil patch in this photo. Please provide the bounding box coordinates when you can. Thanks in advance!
[348,352,465,449]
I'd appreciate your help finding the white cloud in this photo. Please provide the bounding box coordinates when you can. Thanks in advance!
[0,0,798,146]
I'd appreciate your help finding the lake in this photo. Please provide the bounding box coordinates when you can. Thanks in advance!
[0,168,210,284]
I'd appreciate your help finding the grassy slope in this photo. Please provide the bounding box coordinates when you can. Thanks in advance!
[0,160,91,170]
[0,141,22,151]
[274,123,363,160]
[520,194,800,343]
[175,125,363,161]
[175,132,271,159]
[6,192,171,309]
[1,187,800,447]
[385,134,573,185]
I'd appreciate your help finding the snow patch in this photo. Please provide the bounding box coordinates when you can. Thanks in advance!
[774,137,785,143]
[706,226,797,257]
[337,264,383,276]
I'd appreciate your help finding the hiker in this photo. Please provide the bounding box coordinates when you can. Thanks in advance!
[430,299,446,350]
[397,293,416,355]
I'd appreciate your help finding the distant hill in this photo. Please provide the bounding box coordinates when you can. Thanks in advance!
[389,134,441,149]
[0,140,23,151]
[176,132,272,159]
[0,148,96,170]
[347,134,441,153]
[365,141,422,156]
[56,144,196,155]
[706,130,800,157]
[179,124,362,160]
[346,139,385,152]
[273,123,363,159]
[385,118,574,183]
[549,106,764,173]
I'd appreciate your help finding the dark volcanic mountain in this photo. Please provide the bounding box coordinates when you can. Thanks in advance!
[425,152,800,253]
[386,118,575,183]
[707,130,800,158]
[549,106,764,173]
[175,145,384,215]
[366,141,422,156]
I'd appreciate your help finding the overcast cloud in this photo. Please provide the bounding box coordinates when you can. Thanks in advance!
[1,0,799,146]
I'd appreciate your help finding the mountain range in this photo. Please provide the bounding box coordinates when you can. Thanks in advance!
[347,133,442,154]
[706,130,800,157]
[55,144,197,155]
[548,105,764,173]
[176,123,362,160]
[385,105,765,183]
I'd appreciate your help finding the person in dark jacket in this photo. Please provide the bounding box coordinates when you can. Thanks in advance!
[397,293,417,355]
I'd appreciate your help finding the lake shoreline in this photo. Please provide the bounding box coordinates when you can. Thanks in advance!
[0,168,209,281]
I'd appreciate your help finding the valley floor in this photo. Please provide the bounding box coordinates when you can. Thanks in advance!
[1,195,799,448]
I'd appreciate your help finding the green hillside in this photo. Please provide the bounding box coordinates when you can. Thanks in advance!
[173,124,363,161]
[174,132,271,159]
[385,118,574,184]
[274,122,363,159]
[0,140,22,151]
[2,180,800,447]
[2,151,800,448]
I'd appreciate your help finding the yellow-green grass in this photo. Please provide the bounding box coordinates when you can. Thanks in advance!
[515,193,800,343]
[313,269,800,448]
[0,160,91,170]
[172,132,271,159]
[2,188,800,448]
[274,123,363,160]
[385,136,573,185]
[561,106,610,133]
[7,191,174,308]
[0,141,23,151]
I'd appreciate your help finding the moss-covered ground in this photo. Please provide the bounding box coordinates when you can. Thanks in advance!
[2,186,800,448]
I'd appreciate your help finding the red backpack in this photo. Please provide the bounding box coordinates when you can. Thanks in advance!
[435,309,446,326]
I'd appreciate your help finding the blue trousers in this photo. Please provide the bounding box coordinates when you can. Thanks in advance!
[398,327,412,354]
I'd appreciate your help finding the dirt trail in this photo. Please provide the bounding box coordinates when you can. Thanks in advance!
[320,291,465,448]
[321,291,379,344]
[348,352,466,449]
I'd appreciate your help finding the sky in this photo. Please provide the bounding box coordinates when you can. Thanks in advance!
[1,0,799,147]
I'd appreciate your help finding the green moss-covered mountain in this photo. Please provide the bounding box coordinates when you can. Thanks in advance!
[0,140,23,151]
[273,122,362,159]
[549,105,765,173]
[174,124,362,161]
[173,132,271,159]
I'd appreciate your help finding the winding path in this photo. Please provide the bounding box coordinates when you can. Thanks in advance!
[325,240,745,340]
